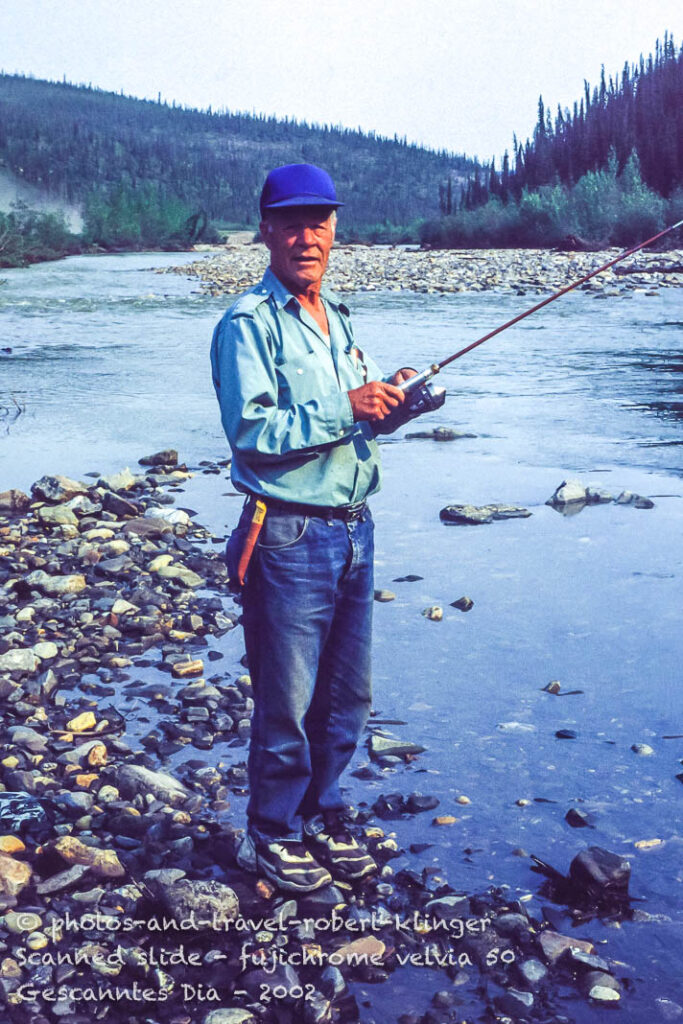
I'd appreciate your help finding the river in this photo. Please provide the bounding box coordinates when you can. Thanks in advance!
[1,250,682,1022]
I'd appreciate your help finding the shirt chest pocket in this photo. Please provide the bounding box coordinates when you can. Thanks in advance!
[275,351,338,404]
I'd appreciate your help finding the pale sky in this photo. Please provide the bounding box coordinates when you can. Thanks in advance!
[0,0,680,161]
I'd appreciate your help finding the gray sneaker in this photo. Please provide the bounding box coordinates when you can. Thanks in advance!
[237,833,333,893]
[305,812,378,881]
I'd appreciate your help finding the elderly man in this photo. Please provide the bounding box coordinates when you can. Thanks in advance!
[210,163,415,893]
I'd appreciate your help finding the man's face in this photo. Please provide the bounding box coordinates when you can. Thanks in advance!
[261,206,336,293]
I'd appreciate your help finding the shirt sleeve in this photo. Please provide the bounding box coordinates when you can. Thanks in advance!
[211,313,356,462]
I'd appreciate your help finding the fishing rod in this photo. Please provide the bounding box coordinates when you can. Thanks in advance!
[387,217,683,427]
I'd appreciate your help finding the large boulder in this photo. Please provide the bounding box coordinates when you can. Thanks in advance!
[31,475,88,502]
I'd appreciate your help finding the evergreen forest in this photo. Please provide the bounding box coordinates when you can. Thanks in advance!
[0,73,472,264]
[422,34,683,248]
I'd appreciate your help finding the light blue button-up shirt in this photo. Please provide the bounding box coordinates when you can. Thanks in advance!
[210,267,385,506]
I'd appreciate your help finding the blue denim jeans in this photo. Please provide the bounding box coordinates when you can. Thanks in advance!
[231,502,374,844]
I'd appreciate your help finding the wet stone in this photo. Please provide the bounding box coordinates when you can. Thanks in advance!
[369,734,426,759]
[565,948,610,972]
[422,605,443,620]
[440,502,531,524]
[583,971,621,1001]
[565,808,594,828]
[31,474,87,502]
[569,846,631,899]
[139,449,179,467]
[518,957,548,985]
[538,930,594,962]
[495,912,530,936]
[405,793,440,814]
[495,988,534,1015]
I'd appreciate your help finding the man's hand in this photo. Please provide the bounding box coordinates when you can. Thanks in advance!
[390,367,418,386]
[348,381,405,422]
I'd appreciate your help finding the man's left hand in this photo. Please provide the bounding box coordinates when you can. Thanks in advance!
[390,367,418,386]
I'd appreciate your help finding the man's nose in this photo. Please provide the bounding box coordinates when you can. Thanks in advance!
[298,226,317,245]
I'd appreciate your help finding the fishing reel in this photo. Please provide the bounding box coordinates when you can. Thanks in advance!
[373,365,446,435]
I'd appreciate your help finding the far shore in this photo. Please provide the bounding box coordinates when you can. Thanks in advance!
[165,239,683,297]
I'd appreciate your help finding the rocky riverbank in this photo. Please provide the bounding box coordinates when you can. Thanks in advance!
[164,241,683,297]
[0,455,663,1023]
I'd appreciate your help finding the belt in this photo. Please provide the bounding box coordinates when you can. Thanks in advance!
[248,495,367,523]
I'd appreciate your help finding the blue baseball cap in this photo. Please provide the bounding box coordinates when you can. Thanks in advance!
[259,163,343,217]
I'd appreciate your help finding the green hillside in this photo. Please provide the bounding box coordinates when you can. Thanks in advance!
[0,73,473,242]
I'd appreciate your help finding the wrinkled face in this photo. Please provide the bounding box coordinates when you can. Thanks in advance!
[261,206,336,293]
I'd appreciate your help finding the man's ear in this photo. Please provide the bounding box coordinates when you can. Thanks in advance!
[260,219,273,249]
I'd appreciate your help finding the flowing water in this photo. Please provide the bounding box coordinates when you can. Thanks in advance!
[1,251,682,1021]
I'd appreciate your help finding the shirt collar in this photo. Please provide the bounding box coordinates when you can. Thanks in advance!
[261,266,350,317]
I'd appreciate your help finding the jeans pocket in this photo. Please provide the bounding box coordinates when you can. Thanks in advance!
[257,512,309,550]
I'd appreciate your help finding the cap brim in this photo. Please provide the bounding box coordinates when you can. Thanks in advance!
[262,196,344,210]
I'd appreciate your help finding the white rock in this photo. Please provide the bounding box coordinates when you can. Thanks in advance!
[25,571,87,596]
[0,649,39,673]
[144,507,191,526]
[32,642,59,660]
[547,480,588,505]
[148,554,174,571]
[98,468,137,491]
[156,564,204,588]
[117,765,195,808]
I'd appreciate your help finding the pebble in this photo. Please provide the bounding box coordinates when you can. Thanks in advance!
[66,711,97,732]
[0,852,33,896]
[32,640,59,659]
[3,910,42,933]
[374,589,396,602]
[631,742,654,756]
[422,605,443,620]
[0,837,25,854]
[172,658,204,678]
[203,1011,257,1024]
[583,971,621,1001]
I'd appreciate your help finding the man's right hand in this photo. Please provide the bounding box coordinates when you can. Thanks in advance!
[348,381,405,422]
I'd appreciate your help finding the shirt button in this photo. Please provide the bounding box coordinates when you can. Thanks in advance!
[338,429,345,436]
[296,368,303,375]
